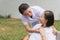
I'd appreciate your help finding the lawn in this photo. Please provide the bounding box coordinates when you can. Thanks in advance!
[0,18,60,40]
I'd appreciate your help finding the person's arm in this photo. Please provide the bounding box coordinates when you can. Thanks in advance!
[24,23,40,33]
[39,27,48,40]
[52,26,57,35]
[41,35,47,40]
[21,16,40,33]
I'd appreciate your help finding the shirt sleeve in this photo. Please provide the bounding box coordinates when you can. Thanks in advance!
[20,15,28,25]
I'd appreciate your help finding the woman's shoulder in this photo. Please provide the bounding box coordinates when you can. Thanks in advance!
[32,24,42,29]
[44,26,53,32]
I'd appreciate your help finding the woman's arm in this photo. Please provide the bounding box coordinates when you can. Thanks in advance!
[41,34,48,40]
[39,27,48,40]
[52,26,57,35]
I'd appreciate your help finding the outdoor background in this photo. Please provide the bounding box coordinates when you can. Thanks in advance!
[0,0,60,40]
[0,0,60,20]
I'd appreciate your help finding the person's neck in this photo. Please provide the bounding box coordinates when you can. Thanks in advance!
[42,24,46,28]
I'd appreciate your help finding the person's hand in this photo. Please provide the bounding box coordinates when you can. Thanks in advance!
[39,27,45,36]
[52,26,57,35]
[52,29,57,35]
[39,27,48,40]
[34,27,45,34]
[35,28,40,33]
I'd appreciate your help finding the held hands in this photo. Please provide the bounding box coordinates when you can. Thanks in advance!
[39,27,45,36]
[35,27,45,36]
[35,27,47,40]
[39,27,48,40]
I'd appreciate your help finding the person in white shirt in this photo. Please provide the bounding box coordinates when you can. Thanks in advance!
[29,10,56,40]
[18,3,57,40]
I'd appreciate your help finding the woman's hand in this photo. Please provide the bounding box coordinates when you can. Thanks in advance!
[35,27,45,36]
[52,26,57,35]
[39,27,48,40]
[39,27,45,36]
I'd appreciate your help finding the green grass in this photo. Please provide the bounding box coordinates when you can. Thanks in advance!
[0,18,28,40]
[54,20,60,31]
[0,18,60,40]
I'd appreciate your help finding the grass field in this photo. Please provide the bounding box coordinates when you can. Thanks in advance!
[0,18,60,40]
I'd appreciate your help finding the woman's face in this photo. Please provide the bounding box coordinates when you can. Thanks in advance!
[40,12,47,25]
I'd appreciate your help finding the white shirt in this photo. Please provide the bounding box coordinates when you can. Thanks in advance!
[29,24,56,40]
[20,6,45,27]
